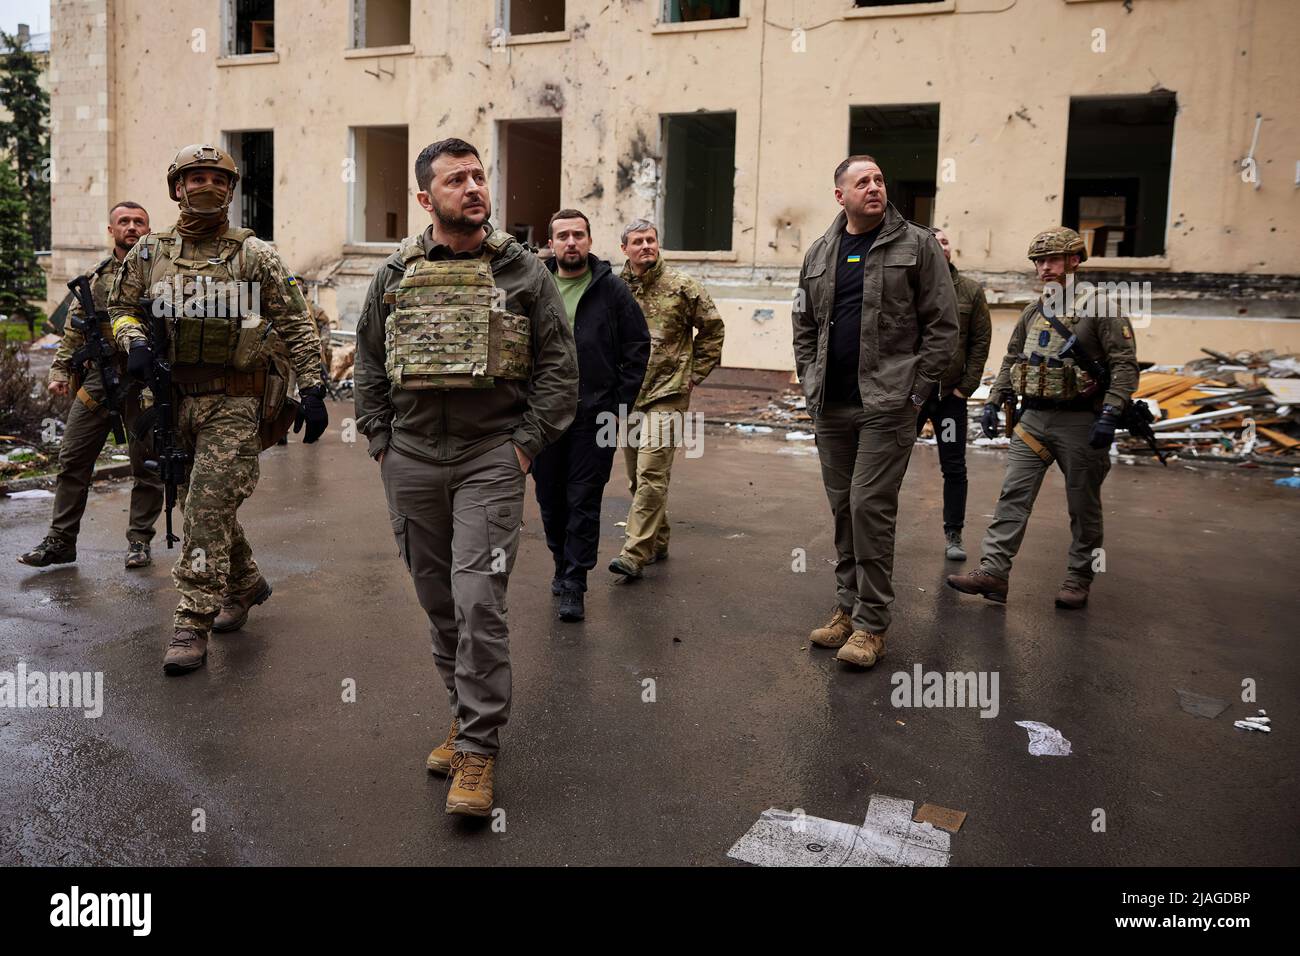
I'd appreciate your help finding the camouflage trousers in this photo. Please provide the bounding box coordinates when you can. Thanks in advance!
[172,394,263,631]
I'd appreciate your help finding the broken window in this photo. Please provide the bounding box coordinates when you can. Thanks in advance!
[662,112,736,251]
[847,104,939,225]
[666,0,741,22]
[352,0,411,48]
[1063,93,1177,258]
[228,0,275,55]
[498,119,562,246]
[225,131,274,239]
[350,126,409,243]
[503,0,565,35]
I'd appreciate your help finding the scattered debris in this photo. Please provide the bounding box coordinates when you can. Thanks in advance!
[1275,476,1300,488]
[785,431,814,441]
[6,488,55,499]
[1175,687,1229,719]
[1234,709,1272,733]
[913,803,967,833]
[1014,720,1072,756]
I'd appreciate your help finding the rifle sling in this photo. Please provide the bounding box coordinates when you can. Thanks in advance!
[75,386,102,413]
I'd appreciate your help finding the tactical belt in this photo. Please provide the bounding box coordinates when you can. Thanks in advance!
[172,367,267,398]
[1022,395,1096,412]
[1013,423,1055,464]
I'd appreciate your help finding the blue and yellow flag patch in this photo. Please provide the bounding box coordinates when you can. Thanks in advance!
[845,254,861,264]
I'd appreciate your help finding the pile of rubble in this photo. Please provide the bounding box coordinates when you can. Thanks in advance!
[1125,349,1300,463]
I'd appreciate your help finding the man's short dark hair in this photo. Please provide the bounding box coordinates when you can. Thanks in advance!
[109,200,147,220]
[834,154,881,185]
[548,208,591,239]
[415,138,482,192]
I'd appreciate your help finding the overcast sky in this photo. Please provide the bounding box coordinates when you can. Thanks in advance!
[2,0,50,36]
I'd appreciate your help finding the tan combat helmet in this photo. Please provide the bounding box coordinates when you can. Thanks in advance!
[167,144,239,197]
[1027,226,1087,264]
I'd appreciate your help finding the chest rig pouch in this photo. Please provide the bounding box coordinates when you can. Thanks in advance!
[382,232,532,390]
[1010,305,1098,401]
[144,226,266,371]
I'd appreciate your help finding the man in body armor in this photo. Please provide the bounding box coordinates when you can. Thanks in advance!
[353,138,576,818]
[946,227,1138,609]
[109,144,328,674]
[19,201,164,571]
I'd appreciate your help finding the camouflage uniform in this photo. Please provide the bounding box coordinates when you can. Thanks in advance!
[45,256,163,549]
[965,228,1139,597]
[310,301,334,379]
[616,257,725,568]
[110,230,322,631]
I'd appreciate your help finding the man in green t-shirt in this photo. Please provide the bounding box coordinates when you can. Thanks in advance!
[536,209,650,622]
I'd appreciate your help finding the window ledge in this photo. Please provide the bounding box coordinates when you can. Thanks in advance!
[344,44,415,59]
[342,242,400,255]
[505,30,571,46]
[662,249,738,262]
[1082,256,1171,271]
[216,52,280,67]
[651,16,750,35]
[844,1,954,20]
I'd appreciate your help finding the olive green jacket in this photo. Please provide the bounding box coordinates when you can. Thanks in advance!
[354,224,577,465]
[792,204,959,414]
[941,264,993,397]
[619,258,726,410]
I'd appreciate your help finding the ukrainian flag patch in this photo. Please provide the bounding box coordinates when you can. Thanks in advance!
[846,254,861,264]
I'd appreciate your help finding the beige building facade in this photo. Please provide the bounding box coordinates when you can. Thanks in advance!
[48,0,1300,369]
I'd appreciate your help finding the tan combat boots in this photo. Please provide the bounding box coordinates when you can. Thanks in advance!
[446,751,495,817]
[808,606,853,648]
[426,719,459,775]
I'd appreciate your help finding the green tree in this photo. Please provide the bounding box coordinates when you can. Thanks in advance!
[0,29,51,253]
[0,160,42,332]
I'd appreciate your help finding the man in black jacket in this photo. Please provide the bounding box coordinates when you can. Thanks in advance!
[537,209,650,621]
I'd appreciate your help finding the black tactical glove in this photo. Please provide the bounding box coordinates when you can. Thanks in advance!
[1089,404,1122,450]
[127,341,153,382]
[980,403,1001,439]
[294,384,329,444]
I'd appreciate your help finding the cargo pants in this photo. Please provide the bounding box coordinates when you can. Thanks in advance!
[382,440,525,756]
[814,400,917,635]
[173,395,264,630]
[619,393,690,568]
[48,382,163,547]
[978,407,1111,587]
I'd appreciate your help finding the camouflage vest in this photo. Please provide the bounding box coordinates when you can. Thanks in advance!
[137,225,270,370]
[382,230,531,389]
[1010,301,1099,401]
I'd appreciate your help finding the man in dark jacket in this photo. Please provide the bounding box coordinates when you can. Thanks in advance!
[918,227,992,561]
[536,209,650,622]
[354,138,577,818]
[791,155,958,670]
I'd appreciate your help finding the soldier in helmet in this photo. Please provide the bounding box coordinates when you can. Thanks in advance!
[353,138,576,818]
[946,227,1138,609]
[109,144,328,674]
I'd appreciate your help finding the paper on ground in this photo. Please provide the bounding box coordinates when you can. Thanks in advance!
[6,489,56,499]
[1015,720,1072,756]
[727,796,950,867]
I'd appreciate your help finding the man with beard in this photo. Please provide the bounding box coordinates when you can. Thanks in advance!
[354,138,577,817]
[536,208,649,621]
[109,145,328,674]
[19,202,164,571]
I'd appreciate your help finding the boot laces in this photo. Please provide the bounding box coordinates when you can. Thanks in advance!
[453,752,489,790]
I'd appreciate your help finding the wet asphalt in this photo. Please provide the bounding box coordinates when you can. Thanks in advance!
[2,409,1297,866]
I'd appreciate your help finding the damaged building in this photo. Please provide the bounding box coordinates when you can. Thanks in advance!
[46,0,1300,370]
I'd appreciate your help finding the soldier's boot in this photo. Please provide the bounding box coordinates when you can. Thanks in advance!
[946,567,1009,604]
[125,541,151,570]
[558,585,585,622]
[17,535,76,568]
[608,555,642,580]
[163,629,209,675]
[213,576,273,633]
[835,630,886,669]
[426,718,459,775]
[808,606,853,648]
[1055,581,1089,610]
[446,751,495,817]
[944,530,967,562]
